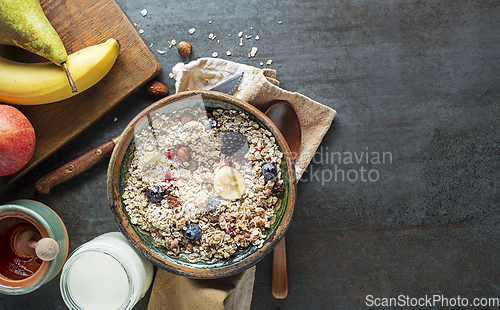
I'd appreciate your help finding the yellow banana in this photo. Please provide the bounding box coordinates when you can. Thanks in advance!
[213,166,246,200]
[0,38,120,105]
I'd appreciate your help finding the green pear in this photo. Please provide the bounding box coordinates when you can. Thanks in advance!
[0,0,77,92]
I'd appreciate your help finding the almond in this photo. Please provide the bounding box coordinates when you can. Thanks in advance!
[177,41,192,58]
[145,80,169,96]
[176,146,190,162]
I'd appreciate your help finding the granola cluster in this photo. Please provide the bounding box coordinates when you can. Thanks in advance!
[122,106,284,261]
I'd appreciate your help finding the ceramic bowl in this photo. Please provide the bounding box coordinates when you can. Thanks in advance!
[107,91,296,278]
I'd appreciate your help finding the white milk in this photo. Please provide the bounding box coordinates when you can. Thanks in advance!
[67,252,130,310]
[60,232,154,310]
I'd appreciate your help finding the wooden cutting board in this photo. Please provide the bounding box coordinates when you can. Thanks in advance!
[0,0,161,192]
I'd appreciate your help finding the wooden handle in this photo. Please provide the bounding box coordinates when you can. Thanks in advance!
[272,236,288,299]
[34,238,60,261]
[35,139,115,194]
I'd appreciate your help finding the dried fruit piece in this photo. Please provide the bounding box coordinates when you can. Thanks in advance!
[178,41,192,58]
[145,80,169,96]
[272,182,284,196]
[166,196,179,207]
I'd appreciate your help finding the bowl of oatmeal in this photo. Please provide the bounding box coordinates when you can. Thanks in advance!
[107,91,296,278]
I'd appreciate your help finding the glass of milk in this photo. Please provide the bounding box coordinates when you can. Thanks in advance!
[60,232,154,310]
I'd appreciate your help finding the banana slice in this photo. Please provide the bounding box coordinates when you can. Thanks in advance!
[140,151,162,169]
[213,166,246,200]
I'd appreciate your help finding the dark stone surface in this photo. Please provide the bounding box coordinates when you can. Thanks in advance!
[1,0,499,309]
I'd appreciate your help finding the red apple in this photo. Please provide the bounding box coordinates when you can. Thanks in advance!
[0,104,36,176]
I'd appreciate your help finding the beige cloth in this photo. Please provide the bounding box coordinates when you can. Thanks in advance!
[146,58,337,310]
[147,266,255,310]
[172,58,337,179]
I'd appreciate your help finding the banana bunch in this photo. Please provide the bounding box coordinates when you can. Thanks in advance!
[0,38,120,105]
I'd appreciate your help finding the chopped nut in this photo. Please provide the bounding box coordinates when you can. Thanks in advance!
[169,73,174,79]
[176,146,190,162]
[141,9,148,16]
[266,59,273,65]
[237,31,243,37]
[157,50,165,55]
[139,29,144,34]
[145,80,169,96]
[212,52,218,58]
[226,51,232,56]
[178,41,192,58]
[255,35,260,40]
[189,28,196,34]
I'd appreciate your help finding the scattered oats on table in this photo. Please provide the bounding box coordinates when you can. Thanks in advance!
[249,47,258,58]
[123,107,285,262]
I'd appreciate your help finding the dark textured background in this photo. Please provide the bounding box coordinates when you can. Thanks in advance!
[1,0,499,309]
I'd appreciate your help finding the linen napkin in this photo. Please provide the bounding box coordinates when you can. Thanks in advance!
[147,266,255,310]
[172,57,337,179]
[147,58,337,310]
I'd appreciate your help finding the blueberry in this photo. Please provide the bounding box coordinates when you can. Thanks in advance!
[202,120,214,131]
[261,163,277,180]
[206,196,222,212]
[184,223,202,242]
[146,186,164,203]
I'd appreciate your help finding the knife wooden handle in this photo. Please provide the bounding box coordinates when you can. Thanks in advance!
[272,236,288,299]
[35,140,115,194]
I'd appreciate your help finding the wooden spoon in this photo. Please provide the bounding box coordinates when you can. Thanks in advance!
[265,100,302,299]
[10,224,60,261]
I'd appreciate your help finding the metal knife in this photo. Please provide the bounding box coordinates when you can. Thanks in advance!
[35,72,244,194]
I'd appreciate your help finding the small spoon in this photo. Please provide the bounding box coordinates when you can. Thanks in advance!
[10,224,60,261]
[265,100,301,299]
